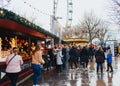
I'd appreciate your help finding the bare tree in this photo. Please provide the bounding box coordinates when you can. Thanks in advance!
[110,0,120,25]
[96,22,108,44]
[62,26,73,38]
[62,25,85,38]
[79,12,101,43]
[71,25,85,38]
[62,12,109,43]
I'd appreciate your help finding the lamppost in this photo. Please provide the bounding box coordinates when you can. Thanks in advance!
[51,0,63,45]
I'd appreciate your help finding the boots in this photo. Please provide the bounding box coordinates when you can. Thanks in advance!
[110,67,113,72]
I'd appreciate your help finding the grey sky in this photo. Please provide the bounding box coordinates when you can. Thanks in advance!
[1,0,112,30]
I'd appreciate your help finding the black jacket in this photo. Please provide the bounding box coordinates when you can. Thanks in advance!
[95,50,105,63]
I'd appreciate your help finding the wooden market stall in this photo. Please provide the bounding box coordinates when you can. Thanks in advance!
[0,8,59,85]
[0,8,59,60]
[62,38,89,46]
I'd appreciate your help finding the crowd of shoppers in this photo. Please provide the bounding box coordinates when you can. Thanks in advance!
[5,43,114,86]
[41,44,113,75]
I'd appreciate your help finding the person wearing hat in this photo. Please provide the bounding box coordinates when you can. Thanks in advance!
[6,47,23,86]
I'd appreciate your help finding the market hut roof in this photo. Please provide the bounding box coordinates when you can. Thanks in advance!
[62,38,89,42]
[0,8,59,39]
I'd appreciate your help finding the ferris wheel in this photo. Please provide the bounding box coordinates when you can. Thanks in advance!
[66,0,73,30]
[0,0,11,8]
[53,0,73,37]
[53,0,73,27]
[63,0,73,38]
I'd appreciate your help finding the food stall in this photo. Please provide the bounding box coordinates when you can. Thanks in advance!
[62,38,89,46]
[0,8,58,85]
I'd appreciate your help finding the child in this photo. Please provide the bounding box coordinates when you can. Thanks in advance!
[106,49,113,72]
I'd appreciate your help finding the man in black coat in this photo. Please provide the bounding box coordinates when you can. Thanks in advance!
[80,46,89,70]
[69,45,78,69]
[62,45,67,70]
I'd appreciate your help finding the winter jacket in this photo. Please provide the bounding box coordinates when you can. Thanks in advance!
[95,50,105,63]
[6,53,23,73]
[107,53,112,63]
[56,50,63,65]
[80,48,89,62]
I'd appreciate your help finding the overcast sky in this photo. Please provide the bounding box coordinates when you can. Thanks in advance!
[1,0,116,30]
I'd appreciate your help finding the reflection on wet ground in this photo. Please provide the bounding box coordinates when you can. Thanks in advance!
[19,56,120,86]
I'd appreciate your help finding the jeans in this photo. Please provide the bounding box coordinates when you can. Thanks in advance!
[97,63,103,68]
[63,59,67,70]
[7,73,19,86]
[32,64,43,85]
[96,63,103,73]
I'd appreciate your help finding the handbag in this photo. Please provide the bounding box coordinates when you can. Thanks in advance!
[6,54,16,73]
[7,54,16,65]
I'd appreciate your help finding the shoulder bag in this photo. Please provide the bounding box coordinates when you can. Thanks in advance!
[7,54,16,65]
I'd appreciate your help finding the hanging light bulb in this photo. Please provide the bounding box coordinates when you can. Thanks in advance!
[0,10,4,14]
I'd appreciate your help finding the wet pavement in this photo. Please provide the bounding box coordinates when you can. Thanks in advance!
[19,56,120,86]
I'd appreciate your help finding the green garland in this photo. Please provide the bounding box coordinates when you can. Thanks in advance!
[0,8,59,39]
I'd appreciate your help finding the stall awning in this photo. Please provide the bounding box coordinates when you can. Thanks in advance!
[0,8,58,39]
[0,18,51,39]
[62,38,89,43]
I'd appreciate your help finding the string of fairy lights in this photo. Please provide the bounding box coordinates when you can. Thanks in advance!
[0,0,11,8]
[22,0,51,17]
[22,1,62,36]
[22,0,62,40]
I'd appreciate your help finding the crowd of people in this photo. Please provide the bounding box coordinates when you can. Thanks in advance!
[42,44,113,74]
[5,44,114,86]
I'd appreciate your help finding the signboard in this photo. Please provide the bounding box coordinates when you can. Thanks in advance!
[106,40,117,56]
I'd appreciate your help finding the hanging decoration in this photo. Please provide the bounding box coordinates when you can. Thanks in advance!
[0,8,59,39]
[0,0,11,8]
[22,0,50,16]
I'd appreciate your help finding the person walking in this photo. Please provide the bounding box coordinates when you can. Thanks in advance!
[48,48,54,70]
[32,45,45,86]
[6,47,23,86]
[106,49,113,72]
[88,46,94,62]
[62,45,67,70]
[69,45,78,69]
[95,46,105,74]
[66,45,70,69]
[80,46,89,70]
[56,46,63,73]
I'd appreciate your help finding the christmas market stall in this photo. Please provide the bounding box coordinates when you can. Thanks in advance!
[62,38,89,46]
[0,8,58,85]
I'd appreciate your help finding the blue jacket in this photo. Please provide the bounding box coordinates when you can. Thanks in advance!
[107,53,112,63]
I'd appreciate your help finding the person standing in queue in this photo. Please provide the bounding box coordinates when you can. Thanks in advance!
[56,46,63,73]
[62,45,67,70]
[80,46,89,70]
[32,45,45,86]
[6,47,23,86]
[95,46,105,74]
[106,49,113,72]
